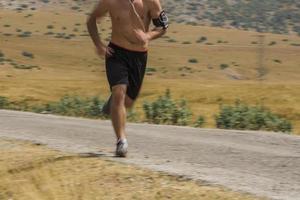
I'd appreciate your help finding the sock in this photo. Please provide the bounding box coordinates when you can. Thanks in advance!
[117,138,127,144]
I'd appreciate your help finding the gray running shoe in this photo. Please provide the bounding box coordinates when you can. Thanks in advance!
[116,139,128,157]
[102,95,112,116]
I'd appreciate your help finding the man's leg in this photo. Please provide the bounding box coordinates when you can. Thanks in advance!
[125,95,134,109]
[102,93,134,116]
[110,84,127,140]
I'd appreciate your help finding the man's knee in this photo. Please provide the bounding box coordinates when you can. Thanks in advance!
[125,96,134,108]
[112,85,127,106]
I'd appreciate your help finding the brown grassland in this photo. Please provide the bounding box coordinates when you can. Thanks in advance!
[0,138,267,200]
[0,9,300,133]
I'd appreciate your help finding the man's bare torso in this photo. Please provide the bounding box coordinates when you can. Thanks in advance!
[106,0,152,51]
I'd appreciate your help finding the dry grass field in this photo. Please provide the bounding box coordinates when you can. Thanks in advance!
[0,138,268,200]
[0,7,300,133]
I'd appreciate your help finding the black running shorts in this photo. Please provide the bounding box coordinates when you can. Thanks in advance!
[105,42,148,100]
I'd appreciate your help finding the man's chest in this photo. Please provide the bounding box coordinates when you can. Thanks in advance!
[108,0,150,21]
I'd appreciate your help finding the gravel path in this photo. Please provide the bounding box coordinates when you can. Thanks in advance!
[0,110,299,200]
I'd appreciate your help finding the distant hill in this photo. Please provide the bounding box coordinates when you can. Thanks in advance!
[1,0,300,35]
[164,0,300,35]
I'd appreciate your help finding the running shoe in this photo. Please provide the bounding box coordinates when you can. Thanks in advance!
[116,138,128,157]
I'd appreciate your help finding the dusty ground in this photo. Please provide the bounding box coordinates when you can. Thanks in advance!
[0,138,264,200]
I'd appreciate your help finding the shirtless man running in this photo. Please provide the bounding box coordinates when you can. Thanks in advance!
[87,0,168,157]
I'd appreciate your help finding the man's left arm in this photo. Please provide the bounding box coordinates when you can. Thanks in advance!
[147,0,168,40]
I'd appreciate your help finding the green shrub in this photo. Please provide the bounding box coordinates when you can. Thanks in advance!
[290,43,300,46]
[194,116,205,128]
[143,89,192,126]
[182,41,191,44]
[14,64,39,70]
[127,109,139,122]
[146,67,157,73]
[167,39,177,43]
[0,96,9,109]
[188,58,198,63]
[45,32,54,35]
[273,59,282,64]
[220,64,229,70]
[20,4,28,9]
[215,100,292,133]
[196,36,207,43]
[34,95,107,118]
[18,31,31,37]
[71,6,80,10]
[47,25,54,29]
[22,51,34,58]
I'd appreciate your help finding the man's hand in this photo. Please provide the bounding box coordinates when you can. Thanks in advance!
[96,45,114,58]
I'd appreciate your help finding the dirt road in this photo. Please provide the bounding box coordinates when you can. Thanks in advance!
[0,110,299,200]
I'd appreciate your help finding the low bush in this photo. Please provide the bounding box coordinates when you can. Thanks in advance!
[47,25,54,29]
[71,6,80,10]
[143,89,192,126]
[182,41,191,44]
[22,51,34,58]
[0,96,9,109]
[18,31,32,37]
[146,67,156,73]
[188,58,198,63]
[194,116,205,128]
[215,100,292,133]
[167,39,177,43]
[35,95,107,118]
[45,31,54,35]
[196,36,207,43]
[14,64,39,70]
[220,64,229,70]
[273,59,282,64]
[290,43,300,46]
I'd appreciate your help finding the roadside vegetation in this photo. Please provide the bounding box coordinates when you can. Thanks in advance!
[0,90,293,133]
[216,100,292,133]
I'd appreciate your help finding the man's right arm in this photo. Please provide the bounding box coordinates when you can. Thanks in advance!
[86,0,108,56]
